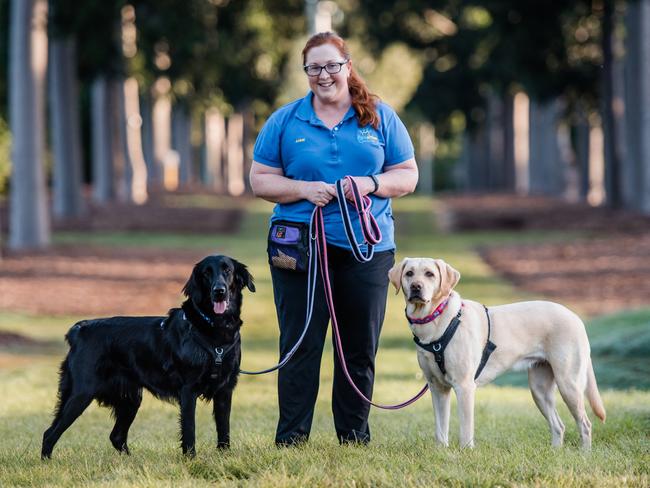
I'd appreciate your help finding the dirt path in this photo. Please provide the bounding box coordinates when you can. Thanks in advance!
[440,194,650,316]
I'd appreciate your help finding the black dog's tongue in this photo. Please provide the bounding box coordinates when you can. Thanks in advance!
[213,300,228,315]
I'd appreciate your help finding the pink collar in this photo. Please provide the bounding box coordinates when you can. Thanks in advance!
[406,298,450,325]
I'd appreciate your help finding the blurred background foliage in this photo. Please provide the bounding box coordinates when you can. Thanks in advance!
[0,0,649,246]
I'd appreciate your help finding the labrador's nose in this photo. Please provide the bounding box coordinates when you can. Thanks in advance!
[410,282,422,293]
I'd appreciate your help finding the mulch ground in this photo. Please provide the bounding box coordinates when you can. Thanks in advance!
[1,193,650,348]
[440,194,650,316]
[0,197,243,348]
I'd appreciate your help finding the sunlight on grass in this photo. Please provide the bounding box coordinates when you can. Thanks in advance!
[1,195,648,487]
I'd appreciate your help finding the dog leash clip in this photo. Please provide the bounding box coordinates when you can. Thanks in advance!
[214,347,224,365]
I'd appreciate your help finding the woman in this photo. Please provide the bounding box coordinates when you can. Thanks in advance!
[250,32,418,446]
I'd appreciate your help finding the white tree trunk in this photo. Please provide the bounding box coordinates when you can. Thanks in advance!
[172,104,193,186]
[513,91,530,195]
[204,108,225,191]
[152,77,172,191]
[91,76,113,203]
[226,113,245,196]
[123,77,148,204]
[9,0,50,249]
[50,37,84,218]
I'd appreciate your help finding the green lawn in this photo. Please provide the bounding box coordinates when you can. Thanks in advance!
[1,196,648,487]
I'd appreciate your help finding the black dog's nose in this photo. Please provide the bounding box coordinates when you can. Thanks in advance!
[213,286,227,299]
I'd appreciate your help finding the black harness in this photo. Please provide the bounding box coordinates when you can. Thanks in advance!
[411,305,496,380]
[170,301,241,379]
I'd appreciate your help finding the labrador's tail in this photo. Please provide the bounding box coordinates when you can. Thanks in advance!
[586,357,606,422]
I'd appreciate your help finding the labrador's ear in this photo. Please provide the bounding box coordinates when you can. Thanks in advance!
[388,258,409,294]
[234,260,256,293]
[435,259,460,298]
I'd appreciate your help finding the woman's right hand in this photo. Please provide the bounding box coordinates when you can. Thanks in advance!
[301,181,337,207]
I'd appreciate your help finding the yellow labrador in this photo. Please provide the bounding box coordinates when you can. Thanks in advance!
[388,257,606,449]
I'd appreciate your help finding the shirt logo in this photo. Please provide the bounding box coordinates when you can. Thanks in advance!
[275,226,286,239]
[295,137,305,143]
[357,128,379,144]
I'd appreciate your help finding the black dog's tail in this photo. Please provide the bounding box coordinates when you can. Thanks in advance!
[50,356,73,425]
[51,321,86,422]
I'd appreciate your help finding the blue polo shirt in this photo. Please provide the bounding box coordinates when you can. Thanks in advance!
[253,92,414,251]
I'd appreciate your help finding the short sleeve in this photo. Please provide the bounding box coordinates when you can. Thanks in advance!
[253,114,283,168]
[382,108,415,166]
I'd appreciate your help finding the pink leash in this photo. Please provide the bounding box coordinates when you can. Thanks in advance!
[315,178,429,410]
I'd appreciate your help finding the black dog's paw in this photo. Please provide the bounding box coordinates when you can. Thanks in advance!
[217,441,230,450]
[182,446,196,458]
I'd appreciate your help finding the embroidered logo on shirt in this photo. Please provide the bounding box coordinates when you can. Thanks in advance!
[295,137,305,143]
[357,128,379,144]
[275,226,286,239]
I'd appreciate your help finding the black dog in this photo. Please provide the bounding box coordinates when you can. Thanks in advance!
[41,255,255,458]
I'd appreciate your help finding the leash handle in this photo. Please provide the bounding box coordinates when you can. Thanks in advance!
[315,207,429,410]
[335,176,381,262]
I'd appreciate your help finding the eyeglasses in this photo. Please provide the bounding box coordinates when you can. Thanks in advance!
[303,60,349,77]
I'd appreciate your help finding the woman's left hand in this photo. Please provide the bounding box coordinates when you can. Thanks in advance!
[341,176,375,201]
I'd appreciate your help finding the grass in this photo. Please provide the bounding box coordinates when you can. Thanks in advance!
[1,196,649,487]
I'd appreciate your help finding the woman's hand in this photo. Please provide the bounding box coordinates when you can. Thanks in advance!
[341,176,375,201]
[301,181,337,207]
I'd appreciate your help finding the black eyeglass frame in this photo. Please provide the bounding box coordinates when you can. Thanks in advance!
[303,60,349,77]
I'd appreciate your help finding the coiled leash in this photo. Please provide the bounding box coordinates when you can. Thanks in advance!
[242,176,430,410]
[318,177,429,410]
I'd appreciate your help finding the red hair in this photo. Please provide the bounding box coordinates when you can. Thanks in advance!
[302,32,380,129]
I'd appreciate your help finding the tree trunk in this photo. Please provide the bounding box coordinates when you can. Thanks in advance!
[204,107,225,191]
[9,0,50,249]
[140,92,156,188]
[110,78,129,202]
[575,103,591,201]
[601,0,624,208]
[91,76,113,203]
[152,77,172,191]
[513,91,530,194]
[624,0,650,213]
[486,92,504,190]
[123,77,148,204]
[502,92,516,192]
[529,99,564,196]
[172,103,193,186]
[226,113,245,196]
[50,37,84,218]
[417,123,435,195]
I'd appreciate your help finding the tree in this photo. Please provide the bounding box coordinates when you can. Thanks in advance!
[8,0,50,249]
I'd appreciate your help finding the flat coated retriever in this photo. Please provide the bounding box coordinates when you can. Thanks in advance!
[41,255,255,459]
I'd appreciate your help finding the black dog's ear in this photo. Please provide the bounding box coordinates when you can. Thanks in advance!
[234,260,255,292]
[182,262,201,300]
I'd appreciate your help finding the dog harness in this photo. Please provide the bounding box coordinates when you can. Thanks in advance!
[172,302,242,379]
[410,304,496,380]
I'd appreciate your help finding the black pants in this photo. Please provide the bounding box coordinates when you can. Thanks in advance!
[271,245,394,445]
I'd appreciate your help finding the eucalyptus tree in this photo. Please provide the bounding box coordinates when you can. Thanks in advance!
[352,0,604,196]
[49,0,85,218]
[132,0,304,192]
[8,0,50,249]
